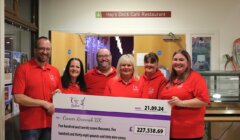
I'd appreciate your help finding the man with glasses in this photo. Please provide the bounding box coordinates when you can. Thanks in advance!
[85,48,117,95]
[12,36,61,140]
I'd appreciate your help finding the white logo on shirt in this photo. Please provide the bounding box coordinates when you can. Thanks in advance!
[132,85,139,92]
[49,73,55,82]
[148,87,155,94]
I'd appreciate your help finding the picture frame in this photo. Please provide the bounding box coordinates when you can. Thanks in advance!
[190,33,219,71]
[192,36,211,71]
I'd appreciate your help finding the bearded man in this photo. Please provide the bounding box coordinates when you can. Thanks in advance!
[85,48,117,95]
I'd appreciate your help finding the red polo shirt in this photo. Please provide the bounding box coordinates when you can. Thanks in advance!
[61,83,84,94]
[140,70,167,99]
[104,77,142,98]
[84,67,117,95]
[12,58,61,130]
[159,70,210,139]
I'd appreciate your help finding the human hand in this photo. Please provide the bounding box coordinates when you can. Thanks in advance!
[51,89,62,97]
[168,96,184,107]
[42,101,55,114]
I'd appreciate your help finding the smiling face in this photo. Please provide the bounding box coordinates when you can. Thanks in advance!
[97,48,112,71]
[172,53,188,76]
[120,60,134,78]
[144,58,158,75]
[69,60,81,81]
[34,38,51,64]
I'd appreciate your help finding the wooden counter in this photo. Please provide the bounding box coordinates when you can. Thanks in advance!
[205,102,240,122]
[205,116,240,122]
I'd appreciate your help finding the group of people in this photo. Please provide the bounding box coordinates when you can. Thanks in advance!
[12,36,210,140]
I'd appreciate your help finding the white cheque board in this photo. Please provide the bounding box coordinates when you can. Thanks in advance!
[52,94,171,140]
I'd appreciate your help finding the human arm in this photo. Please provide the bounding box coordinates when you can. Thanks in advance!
[169,71,210,108]
[169,96,208,108]
[51,88,62,96]
[14,94,54,114]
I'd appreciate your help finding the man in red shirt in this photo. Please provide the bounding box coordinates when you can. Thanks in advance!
[12,36,61,140]
[85,48,117,95]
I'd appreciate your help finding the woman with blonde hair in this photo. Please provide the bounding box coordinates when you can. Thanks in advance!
[104,54,142,98]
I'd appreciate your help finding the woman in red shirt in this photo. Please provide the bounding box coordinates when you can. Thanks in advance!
[104,54,142,98]
[61,58,87,94]
[140,52,167,99]
[159,49,210,140]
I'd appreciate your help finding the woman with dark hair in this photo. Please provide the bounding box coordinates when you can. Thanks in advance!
[140,52,167,99]
[159,49,210,140]
[61,58,87,94]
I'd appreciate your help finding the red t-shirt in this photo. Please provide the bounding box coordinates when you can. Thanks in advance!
[61,83,85,94]
[84,67,117,95]
[140,70,167,99]
[104,77,142,98]
[12,58,61,130]
[159,70,210,139]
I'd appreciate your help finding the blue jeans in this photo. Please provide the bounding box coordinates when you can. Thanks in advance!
[170,138,202,140]
[21,128,51,140]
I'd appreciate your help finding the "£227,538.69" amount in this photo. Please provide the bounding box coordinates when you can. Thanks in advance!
[134,125,165,136]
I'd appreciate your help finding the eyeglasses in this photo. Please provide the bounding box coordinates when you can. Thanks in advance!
[37,47,51,52]
[97,55,111,58]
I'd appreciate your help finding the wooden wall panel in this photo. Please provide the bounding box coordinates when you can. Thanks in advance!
[134,35,186,75]
[50,31,85,75]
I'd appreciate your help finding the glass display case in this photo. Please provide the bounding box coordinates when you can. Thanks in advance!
[199,71,240,116]
[200,71,240,140]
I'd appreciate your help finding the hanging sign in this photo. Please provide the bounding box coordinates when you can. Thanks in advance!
[96,11,171,18]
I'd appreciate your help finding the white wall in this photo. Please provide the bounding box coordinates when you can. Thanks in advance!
[0,0,5,139]
[39,0,240,70]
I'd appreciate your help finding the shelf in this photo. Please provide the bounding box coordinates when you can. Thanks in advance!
[205,116,240,122]
[199,71,240,76]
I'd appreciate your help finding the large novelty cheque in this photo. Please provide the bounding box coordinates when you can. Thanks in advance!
[52,94,171,140]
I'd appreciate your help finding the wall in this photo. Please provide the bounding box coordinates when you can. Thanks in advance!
[51,31,86,75]
[0,0,5,139]
[134,35,186,74]
[39,0,240,70]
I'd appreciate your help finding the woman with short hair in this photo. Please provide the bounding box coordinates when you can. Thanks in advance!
[104,54,142,98]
